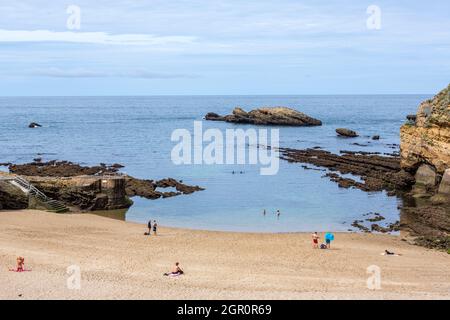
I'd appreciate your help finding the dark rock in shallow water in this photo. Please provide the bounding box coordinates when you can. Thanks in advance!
[9,160,120,177]
[280,147,414,193]
[336,128,358,138]
[205,112,221,120]
[28,122,42,128]
[366,214,385,222]
[205,107,322,126]
[371,224,390,233]
[125,176,204,200]
[352,143,369,147]
[372,135,380,140]
[351,220,370,232]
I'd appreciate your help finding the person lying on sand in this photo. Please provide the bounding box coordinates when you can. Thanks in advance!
[383,250,402,256]
[164,262,184,276]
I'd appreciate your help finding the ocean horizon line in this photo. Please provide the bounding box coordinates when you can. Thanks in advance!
[0,93,433,98]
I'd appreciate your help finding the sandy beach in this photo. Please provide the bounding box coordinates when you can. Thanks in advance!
[0,210,449,300]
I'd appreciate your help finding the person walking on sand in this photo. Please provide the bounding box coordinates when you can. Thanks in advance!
[147,219,152,235]
[312,232,320,249]
[153,220,158,236]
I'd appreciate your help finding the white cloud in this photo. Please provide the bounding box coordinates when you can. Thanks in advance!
[0,29,197,46]
[29,67,198,79]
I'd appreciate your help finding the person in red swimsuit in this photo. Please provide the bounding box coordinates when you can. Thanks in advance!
[312,232,320,249]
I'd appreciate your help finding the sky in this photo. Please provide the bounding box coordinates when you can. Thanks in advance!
[0,0,449,96]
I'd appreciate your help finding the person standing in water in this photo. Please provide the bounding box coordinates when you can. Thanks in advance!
[153,220,158,236]
[263,209,266,217]
[276,210,281,220]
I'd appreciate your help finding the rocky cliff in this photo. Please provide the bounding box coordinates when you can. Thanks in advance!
[400,85,450,250]
[400,84,450,174]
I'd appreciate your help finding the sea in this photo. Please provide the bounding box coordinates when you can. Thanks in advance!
[0,95,428,232]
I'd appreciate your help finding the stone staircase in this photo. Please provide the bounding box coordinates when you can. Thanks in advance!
[8,176,69,213]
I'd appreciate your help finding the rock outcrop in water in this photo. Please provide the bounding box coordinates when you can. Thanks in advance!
[279,148,414,193]
[205,107,322,126]
[28,122,42,128]
[336,128,358,138]
[9,160,121,177]
[3,160,204,211]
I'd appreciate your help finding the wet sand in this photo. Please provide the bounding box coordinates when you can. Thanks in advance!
[0,210,449,300]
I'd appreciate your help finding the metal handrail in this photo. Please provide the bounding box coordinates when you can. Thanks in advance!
[9,176,68,212]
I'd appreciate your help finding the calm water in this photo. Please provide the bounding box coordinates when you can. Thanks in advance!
[0,95,427,232]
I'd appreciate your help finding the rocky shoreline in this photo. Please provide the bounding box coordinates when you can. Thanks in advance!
[278,84,450,251]
[279,148,414,193]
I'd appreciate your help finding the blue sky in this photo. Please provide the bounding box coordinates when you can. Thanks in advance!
[0,0,449,95]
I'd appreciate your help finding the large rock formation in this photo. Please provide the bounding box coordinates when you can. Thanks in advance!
[205,107,322,126]
[414,164,438,188]
[3,160,204,211]
[400,84,450,174]
[0,180,28,210]
[438,169,450,195]
[399,85,450,250]
[26,175,132,211]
